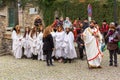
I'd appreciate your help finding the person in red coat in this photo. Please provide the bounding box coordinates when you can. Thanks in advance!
[100,20,109,44]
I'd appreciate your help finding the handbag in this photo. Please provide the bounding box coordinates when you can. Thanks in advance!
[101,42,106,52]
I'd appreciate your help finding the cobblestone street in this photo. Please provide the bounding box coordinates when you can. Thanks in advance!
[0,50,120,80]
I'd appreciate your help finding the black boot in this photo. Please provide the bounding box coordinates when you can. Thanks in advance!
[32,54,35,60]
[109,63,113,66]
[64,58,68,63]
[69,59,72,63]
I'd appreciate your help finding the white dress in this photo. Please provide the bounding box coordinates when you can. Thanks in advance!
[51,31,56,57]
[12,31,23,59]
[37,32,46,60]
[29,33,37,55]
[62,31,77,59]
[12,30,17,53]
[55,31,65,58]
[23,33,32,58]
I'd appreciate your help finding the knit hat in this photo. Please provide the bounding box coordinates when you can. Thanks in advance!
[109,22,116,29]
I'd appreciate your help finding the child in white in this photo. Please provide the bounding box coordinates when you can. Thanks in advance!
[12,25,23,59]
[29,27,38,60]
[37,26,46,60]
[23,27,32,58]
[55,26,65,62]
[63,27,77,63]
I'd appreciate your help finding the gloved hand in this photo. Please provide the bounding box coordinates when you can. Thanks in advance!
[108,30,114,36]
[111,39,115,43]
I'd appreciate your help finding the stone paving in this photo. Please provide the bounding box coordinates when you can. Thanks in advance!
[0,50,120,80]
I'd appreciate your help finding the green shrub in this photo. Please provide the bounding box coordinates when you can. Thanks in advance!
[40,1,120,26]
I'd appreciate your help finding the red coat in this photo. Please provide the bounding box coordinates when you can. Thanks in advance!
[100,24,109,33]
[73,27,81,41]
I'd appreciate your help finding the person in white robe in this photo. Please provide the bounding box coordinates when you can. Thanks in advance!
[55,26,65,62]
[63,17,72,30]
[12,27,17,54]
[29,27,38,60]
[11,25,23,59]
[62,27,77,63]
[83,21,103,68]
[51,28,56,57]
[23,27,32,58]
[37,26,46,60]
[50,27,57,62]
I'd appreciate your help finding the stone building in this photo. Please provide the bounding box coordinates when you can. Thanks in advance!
[0,3,42,55]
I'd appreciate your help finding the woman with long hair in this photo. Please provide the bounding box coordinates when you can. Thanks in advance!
[12,25,23,59]
[55,26,65,62]
[37,25,46,60]
[12,26,17,54]
[29,26,38,60]
[43,26,54,66]
[23,27,32,58]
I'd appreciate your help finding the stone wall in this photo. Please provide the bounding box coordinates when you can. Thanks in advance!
[2,34,12,55]
[19,4,44,28]
[0,4,44,55]
[0,7,8,28]
[0,7,9,55]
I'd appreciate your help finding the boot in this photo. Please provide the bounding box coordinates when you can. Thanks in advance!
[109,63,113,66]
[64,58,68,63]
[69,59,72,63]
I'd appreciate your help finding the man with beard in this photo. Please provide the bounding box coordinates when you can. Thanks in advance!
[83,20,103,69]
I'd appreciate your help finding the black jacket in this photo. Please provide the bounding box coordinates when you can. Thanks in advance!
[76,34,84,49]
[43,34,54,51]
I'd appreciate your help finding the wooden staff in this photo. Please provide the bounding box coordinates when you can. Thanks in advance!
[81,33,90,69]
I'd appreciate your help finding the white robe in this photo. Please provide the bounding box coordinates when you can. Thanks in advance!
[63,20,72,30]
[12,30,17,53]
[12,31,23,59]
[37,32,46,60]
[62,32,77,59]
[51,31,56,57]
[83,27,103,67]
[23,33,32,58]
[55,31,65,58]
[29,33,37,55]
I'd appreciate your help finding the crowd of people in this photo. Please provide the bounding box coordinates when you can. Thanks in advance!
[11,15,120,68]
